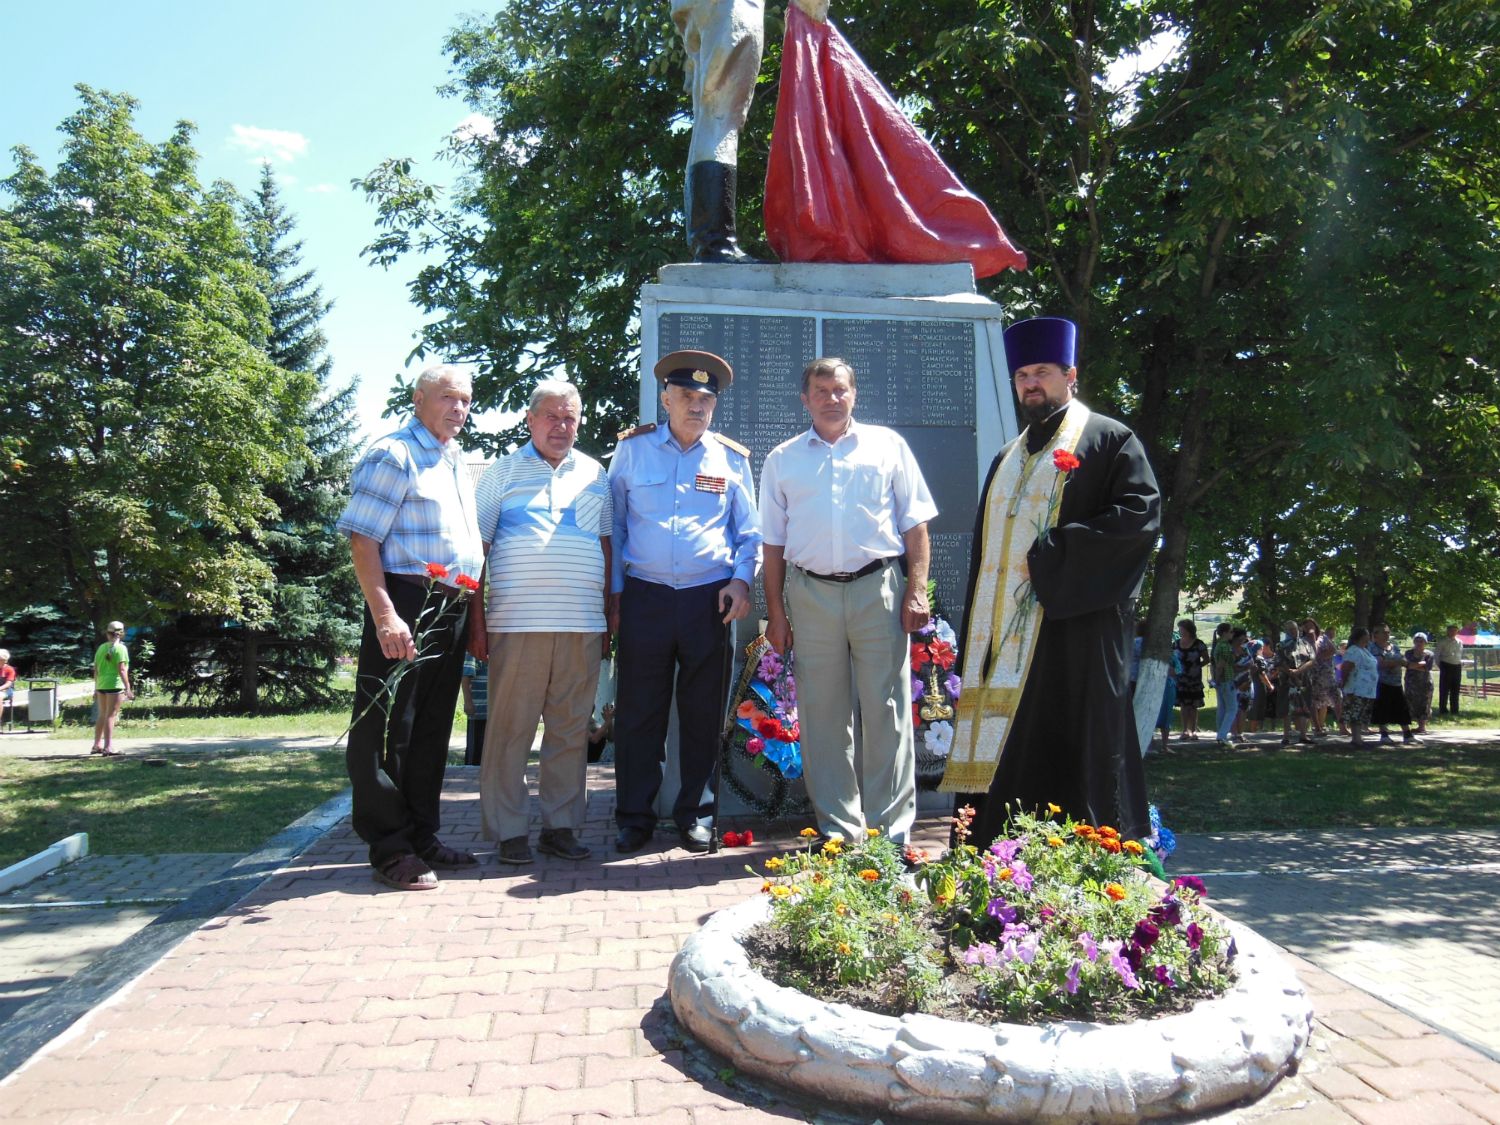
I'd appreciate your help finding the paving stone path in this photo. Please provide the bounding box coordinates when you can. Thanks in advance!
[0,766,1495,1123]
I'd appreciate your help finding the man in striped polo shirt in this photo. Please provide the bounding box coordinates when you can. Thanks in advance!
[472,380,613,864]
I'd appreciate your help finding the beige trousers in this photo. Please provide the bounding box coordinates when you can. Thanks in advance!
[480,631,602,842]
[784,561,917,844]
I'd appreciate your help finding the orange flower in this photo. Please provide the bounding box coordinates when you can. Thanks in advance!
[425,562,450,579]
[799,827,818,838]
[1046,802,1062,815]
[1104,883,1127,901]
[454,573,481,592]
[1097,825,1120,840]
[1123,840,1145,856]
[1099,838,1122,854]
[997,867,1014,882]
[1073,824,1096,838]
[1046,836,1064,848]
[737,700,762,719]
[858,869,880,882]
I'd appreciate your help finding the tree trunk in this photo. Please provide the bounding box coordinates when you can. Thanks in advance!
[240,630,261,713]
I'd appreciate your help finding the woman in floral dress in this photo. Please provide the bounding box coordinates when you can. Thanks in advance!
[1307,619,1338,737]
[1174,619,1209,740]
[1404,633,1435,735]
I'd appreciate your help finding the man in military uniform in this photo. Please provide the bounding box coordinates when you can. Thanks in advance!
[608,350,762,853]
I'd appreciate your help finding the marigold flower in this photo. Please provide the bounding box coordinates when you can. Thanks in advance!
[761,881,773,893]
[859,869,880,882]
[866,827,881,838]
[834,902,849,916]
[1123,840,1145,856]
[822,839,843,855]
[883,912,900,924]
[1099,837,1122,854]
[424,561,450,579]
[1046,802,1062,815]
[1104,883,1127,901]
[1098,825,1120,840]
[836,942,852,955]
[998,867,1014,882]
[1046,836,1064,848]
[1073,824,1096,838]
[800,827,818,838]
[811,871,827,883]
[765,857,784,871]
[771,885,792,897]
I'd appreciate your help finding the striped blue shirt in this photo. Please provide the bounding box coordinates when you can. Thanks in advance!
[336,418,484,581]
[475,443,612,633]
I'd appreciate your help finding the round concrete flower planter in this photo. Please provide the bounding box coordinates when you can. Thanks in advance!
[669,895,1312,1123]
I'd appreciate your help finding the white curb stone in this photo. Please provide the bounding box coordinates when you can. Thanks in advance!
[669,894,1312,1123]
[0,832,89,895]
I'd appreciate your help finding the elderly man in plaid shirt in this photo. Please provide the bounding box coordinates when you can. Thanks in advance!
[337,364,484,891]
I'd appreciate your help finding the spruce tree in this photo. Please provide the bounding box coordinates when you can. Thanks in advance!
[155,165,361,710]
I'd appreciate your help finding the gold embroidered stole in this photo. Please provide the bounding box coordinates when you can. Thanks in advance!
[939,401,1090,793]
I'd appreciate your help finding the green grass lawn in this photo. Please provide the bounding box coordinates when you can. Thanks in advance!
[47,697,357,740]
[1145,737,1500,832]
[0,748,353,868]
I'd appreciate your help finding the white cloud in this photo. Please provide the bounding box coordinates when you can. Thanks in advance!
[228,124,310,164]
[452,112,496,143]
[306,183,337,194]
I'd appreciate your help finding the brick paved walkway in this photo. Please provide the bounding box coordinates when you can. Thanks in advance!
[0,767,1497,1123]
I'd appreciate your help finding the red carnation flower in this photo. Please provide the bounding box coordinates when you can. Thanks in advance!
[1052,450,1081,473]
[454,573,481,592]
[928,640,957,670]
[741,830,755,846]
[756,718,780,739]
[722,831,742,848]
[425,562,450,579]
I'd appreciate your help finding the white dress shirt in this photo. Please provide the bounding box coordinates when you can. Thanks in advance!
[760,419,937,574]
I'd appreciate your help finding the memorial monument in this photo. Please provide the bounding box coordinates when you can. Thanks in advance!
[642,5,1028,817]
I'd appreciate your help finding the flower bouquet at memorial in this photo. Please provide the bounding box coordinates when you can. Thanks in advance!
[339,562,480,761]
[910,602,961,789]
[720,634,810,819]
[744,804,1236,1025]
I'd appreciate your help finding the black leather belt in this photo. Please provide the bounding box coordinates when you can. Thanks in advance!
[799,558,891,583]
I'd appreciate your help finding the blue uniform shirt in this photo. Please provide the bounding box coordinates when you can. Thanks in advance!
[609,425,761,594]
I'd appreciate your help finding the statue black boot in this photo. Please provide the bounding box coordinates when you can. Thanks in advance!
[687,161,764,264]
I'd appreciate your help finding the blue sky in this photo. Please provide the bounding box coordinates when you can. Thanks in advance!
[3,1,496,443]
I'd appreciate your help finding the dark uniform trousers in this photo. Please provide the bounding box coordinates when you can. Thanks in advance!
[346,576,470,867]
[1438,661,1462,715]
[613,576,731,831]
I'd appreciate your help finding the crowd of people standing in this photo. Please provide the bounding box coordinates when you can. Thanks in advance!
[1141,616,1468,751]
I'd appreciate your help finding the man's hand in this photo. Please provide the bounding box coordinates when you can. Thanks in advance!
[719,578,751,623]
[902,582,931,634]
[766,614,793,656]
[377,613,418,662]
[606,592,621,638]
[791,0,830,21]
[467,592,489,661]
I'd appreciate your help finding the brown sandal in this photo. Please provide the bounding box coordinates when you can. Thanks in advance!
[418,841,479,870]
[373,854,438,891]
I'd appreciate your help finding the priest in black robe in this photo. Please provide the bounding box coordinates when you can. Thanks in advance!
[940,317,1160,846]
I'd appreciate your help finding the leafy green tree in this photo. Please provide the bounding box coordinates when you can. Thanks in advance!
[154,165,361,711]
[0,86,315,639]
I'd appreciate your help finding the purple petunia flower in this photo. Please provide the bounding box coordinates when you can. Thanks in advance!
[1066,960,1082,994]
[1154,963,1176,988]
[945,672,962,698]
[1185,922,1204,951]
[1105,940,1139,989]
[1150,896,1182,927]
[1009,859,1034,893]
[1173,875,1207,898]
[1131,918,1161,951]
[989,838,1022,864]
[1227,936,1238,963]
[1078,932,1099,962]
[911,674,925,699]
[963,942,1001,967]
[986,897,1018,925]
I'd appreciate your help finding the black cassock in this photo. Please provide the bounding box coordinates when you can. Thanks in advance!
[957,406,1161,847]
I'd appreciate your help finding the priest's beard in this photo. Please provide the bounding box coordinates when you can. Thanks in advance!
[1018,397,1071,426]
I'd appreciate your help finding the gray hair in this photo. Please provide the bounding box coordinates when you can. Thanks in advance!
[0,649,9,662]
[415,364,472,393]
[528,379,582,412]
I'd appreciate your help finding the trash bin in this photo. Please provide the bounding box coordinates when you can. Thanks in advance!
[27,680,60,729]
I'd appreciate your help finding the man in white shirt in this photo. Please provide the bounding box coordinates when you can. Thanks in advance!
[1434,624,1464,716]
[760,357,937,845]
[472,380,612,865]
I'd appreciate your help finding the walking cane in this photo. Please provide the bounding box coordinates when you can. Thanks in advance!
[708,619,733,854]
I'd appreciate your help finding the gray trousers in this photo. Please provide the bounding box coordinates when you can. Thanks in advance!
[671,0,764,167]
[784,561,917,844]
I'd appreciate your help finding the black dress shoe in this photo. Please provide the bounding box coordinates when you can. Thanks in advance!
[615,825,654,854]
[679,824,712,853]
